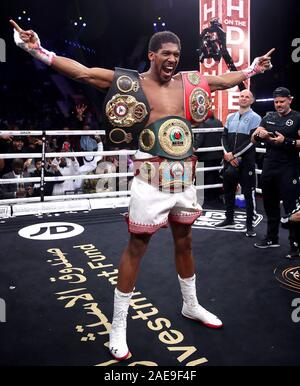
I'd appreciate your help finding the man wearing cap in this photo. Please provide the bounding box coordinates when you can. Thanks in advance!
[251,87,300,258]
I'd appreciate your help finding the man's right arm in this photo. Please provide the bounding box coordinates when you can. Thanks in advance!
[251,125,269,144]
[51,56,114,89]
[10,20,114,90]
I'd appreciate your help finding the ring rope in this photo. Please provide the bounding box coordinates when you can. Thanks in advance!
[0,128,271,214]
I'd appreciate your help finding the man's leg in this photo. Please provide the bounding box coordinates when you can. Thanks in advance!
[117,233,152,292]
[170,222,195,278]
[215,164,238,228]
[170,222,223,328]
[280,167,300,258]
[241,166,257,236]
[109,233,152,360]
[261,173,280,241]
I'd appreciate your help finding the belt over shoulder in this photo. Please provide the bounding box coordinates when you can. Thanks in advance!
[103,67,150,149]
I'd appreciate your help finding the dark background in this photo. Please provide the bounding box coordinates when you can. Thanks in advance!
[0,0,299,125]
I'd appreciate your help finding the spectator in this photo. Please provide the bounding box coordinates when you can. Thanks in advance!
[1,158,33,198]
[1,136,29,176]
[74,135,104,192]
[51,155,80,195]
[30,158,63,197]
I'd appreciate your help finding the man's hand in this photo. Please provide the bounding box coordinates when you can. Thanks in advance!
[50,163,59,172]
[0,134,12,141]
[290,210,300,222]
[224,152,239,167]
[256,48,275,72]
[75,104,87,121]
[268,131,285,145]
[243,48,275,79]
[10,20,39,49]
[252,127,270,142]
[16,188,27,198]
[23,159,32,170]
[10,19,56,65]
[224,152,234,162]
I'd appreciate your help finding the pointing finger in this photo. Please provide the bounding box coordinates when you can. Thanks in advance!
[10,19,23,32]
[264,48,275,58]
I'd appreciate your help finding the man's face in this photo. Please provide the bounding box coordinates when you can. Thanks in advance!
[274,96,292,116]
[13,139,24,151]
[149,43,180,83]
[238,90,253,108]
[13,164,23,175]
[35,161,42,171]
[59,157,67,168]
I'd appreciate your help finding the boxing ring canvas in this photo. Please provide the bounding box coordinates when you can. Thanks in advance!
[0,206,299,366]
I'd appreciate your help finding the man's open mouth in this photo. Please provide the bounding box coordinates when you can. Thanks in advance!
[161,65,175,77]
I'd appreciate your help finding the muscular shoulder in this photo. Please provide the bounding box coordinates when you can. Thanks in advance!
[173,73,184,83]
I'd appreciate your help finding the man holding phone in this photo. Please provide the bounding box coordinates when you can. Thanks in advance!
[251,87,300,258]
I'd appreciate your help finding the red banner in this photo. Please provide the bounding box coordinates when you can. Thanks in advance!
[199,0,250,123]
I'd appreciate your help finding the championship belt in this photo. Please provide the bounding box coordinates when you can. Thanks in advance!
[181,71,213,124]
[103,68,150,149]
[138,116,193,160]
[134,156,197,193]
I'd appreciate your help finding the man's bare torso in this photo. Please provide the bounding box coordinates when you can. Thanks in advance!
[140,73,184,125]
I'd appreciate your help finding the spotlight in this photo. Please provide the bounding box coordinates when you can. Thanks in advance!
[83,23,87,27]
[74,22,78,26]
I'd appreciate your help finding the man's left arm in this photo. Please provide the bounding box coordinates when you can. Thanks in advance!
[268,129,300,149]
[207,49,275,92]
[232,116,262,157]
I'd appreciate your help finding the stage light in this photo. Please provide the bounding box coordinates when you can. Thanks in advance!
[27,17,31,21]
[83,23,87,27]
[18,16,22,20]
[256,98,274,102]
[162,22,166,27]
[74,22,78,26]
[22,11,26,14]
[79,17,83,21]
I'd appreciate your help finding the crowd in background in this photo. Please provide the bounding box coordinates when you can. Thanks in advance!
[0,103,134,199]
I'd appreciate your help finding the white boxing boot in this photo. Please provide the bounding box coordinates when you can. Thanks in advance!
[178,275,223,329]
[109,288,132,360]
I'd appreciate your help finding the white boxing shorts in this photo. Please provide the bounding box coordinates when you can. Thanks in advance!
[127,177,202,234]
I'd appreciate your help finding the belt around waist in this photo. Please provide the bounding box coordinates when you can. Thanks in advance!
[134,155,197,192]
[138,116,193,160]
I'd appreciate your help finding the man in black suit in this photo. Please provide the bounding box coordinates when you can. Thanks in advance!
[1,158,32,198]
